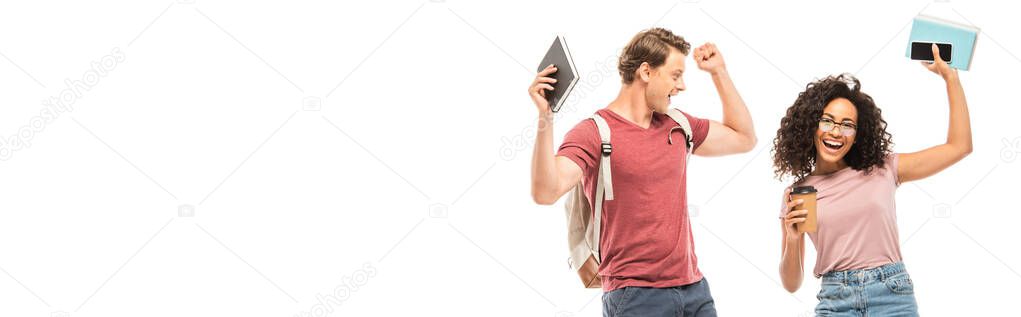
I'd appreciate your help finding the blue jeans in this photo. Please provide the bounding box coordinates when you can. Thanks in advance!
[602,278,717,317]
[816,262,919,317]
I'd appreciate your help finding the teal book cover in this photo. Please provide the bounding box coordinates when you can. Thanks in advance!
[905,15,979,70]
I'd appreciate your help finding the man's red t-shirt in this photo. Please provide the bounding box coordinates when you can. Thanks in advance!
[556,108,710,292]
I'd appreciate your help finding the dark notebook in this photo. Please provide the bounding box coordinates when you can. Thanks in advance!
[537,35,579,113]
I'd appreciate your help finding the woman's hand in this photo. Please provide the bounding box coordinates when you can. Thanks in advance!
[780,189,807,293]
[922,43,957,81]
[783,197,807,242]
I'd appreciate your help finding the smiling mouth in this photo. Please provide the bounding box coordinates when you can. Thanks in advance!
[822,139,844,150]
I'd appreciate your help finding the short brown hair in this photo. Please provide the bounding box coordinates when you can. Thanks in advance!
[618,28,691,84]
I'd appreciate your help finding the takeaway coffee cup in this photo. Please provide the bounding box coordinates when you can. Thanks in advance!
[790,186,818,233]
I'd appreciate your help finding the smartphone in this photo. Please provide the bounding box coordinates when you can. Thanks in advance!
[910,41,953,63]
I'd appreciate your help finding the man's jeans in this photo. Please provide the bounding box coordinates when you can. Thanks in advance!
[602,278,717,317]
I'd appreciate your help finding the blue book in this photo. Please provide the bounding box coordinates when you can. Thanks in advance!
[905,15,980,70]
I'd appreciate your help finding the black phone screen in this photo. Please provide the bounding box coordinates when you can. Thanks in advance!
[911,42,953,62]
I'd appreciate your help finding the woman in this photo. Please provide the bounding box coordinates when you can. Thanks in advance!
[773,45,971,316]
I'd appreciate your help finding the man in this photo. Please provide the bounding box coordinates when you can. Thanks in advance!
[529,28,756,316]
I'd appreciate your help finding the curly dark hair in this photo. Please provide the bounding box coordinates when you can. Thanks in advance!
[771,74,894,182]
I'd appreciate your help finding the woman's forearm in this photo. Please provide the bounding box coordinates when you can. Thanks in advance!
[780,235,805,293]
[943,72,973,155]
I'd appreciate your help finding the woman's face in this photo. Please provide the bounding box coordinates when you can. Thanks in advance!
[815,98,858,165]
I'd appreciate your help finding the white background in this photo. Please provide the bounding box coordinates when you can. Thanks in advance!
[1,0,1019,316]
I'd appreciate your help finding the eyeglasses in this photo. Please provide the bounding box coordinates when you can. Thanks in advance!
[819,118,856,136]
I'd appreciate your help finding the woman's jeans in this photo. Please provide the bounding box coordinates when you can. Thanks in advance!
[816,262,919,317]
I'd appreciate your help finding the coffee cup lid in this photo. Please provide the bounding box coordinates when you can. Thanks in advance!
[792,186,817,194]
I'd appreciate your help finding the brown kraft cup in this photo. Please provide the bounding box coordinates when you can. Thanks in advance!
[791,186,818,233]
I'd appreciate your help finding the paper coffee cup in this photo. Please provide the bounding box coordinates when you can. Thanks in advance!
[791,186,818,233]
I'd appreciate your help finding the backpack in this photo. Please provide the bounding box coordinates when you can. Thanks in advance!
[563,108,694,288]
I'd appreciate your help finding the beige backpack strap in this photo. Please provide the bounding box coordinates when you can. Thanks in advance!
[589,113,613,260]
[590,113,614,201]
[666,108,694,153]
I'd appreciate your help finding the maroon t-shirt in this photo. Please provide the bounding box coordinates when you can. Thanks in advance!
[557,108,709,292]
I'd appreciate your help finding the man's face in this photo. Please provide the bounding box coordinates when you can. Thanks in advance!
[644,48,687,113]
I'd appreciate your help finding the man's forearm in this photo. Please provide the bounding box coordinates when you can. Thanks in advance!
[531,114,557,204]
[711,70,756,142]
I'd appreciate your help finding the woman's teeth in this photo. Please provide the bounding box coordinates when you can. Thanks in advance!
[823,140,843,149]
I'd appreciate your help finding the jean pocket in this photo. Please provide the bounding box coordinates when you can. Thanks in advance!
[603,287,637,316]
[884,276,915,295]
[817,283,849,300]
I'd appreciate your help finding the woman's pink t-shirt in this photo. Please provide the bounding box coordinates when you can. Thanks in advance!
[780,154,903,277]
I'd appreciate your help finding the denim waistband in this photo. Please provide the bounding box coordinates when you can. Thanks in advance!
[821,262,907,285]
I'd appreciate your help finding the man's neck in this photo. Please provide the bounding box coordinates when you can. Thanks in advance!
[607,84,654,129]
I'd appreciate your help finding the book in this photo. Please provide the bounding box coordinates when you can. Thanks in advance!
[905,15,980,70]
[537,35,579,113]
